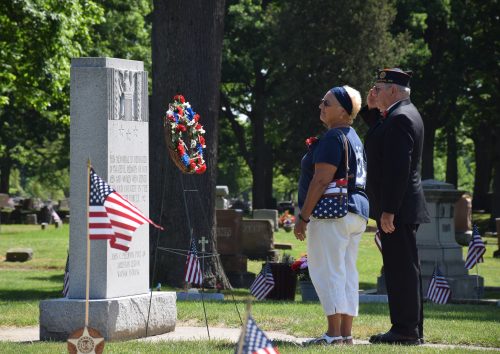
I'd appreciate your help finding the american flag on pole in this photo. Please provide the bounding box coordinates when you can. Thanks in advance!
[374,229,382,253]
[426,265,451,304]
[464,225,486,270]
[185,239,203,286]
[89,168,163,252]
[62,252,70,297]
[235,315,279,354]
[250,263,275,300]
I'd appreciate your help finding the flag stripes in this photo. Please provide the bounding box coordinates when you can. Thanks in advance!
[185,239,203,285]
[62,253,70,297]
[426,266,451,304]
[250,263,275,300]
[464,225,486,270]
[88,168,163,252]
[236,315,279,354]
[374,229,382,253]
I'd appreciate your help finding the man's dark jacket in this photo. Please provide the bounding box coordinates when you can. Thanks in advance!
[360,99,430,224]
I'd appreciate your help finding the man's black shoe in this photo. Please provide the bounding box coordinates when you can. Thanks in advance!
[368,331,421,345]
[419,337,425,344]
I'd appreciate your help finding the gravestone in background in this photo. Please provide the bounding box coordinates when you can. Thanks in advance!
[253,209,279,231]
[417,180,483,298]
[39,58,176,341]
[241,219,277,260]
[215,185,230,209]
[215,209,255,287]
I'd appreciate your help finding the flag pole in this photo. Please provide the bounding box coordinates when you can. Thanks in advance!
[85,158,91,327]
[475,264,480,300]
[236,301,251,354]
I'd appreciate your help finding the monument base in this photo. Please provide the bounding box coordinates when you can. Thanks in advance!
[40,292,176,341]
[380,274,484,299]
[423,274,484,299]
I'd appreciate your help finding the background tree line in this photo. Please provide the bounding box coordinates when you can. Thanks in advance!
[0,0,498,268]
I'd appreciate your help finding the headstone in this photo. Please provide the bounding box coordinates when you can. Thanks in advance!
[241,219,276,260]
[216,209,243,255]
[39,58,175,342]
[416,180,483,299]
[215,209,255,287]
[58,199,70,211]
[6,248,33,262]
[215,185,229,209]
[253,209,279,231]
[26,214,37,225]
[454,193,472,246]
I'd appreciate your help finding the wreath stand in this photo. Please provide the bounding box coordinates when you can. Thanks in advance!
[144,165,243,339]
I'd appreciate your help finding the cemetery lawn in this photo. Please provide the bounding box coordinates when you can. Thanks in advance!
[1,224,500,349]
[1,340,500,354]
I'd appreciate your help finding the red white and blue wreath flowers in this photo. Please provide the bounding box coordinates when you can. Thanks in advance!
[165,95,207,174]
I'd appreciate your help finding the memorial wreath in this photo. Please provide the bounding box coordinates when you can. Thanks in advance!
[164,94,207,174]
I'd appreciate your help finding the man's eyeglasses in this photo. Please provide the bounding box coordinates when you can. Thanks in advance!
[321,99,331,107]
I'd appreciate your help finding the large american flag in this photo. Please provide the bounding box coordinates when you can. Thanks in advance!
[465,225,486,270]
[250,263,274,300]
[235,315,279,354]
[62,252,70,297]
[89,168,163,252]
[185,239,203,286]
[426,265,451,304]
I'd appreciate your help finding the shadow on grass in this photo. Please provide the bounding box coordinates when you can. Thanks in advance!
[26,274,64,282]
[0,289,62,301]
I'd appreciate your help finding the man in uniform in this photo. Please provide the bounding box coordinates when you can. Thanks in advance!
[360,68,430,345]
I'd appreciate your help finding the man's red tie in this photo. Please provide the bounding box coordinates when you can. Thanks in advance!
[382,111,389,118]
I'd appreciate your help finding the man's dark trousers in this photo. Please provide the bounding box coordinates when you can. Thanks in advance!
[379,222,423,338]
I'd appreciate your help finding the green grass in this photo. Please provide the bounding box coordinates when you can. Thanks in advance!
[1,340,499,354]
[1,224,500,350]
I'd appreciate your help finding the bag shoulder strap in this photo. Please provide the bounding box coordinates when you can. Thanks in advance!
[340,132,349,181]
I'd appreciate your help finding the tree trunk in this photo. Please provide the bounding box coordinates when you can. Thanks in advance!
[421,118,436,180]
[490,126,500,231]
[471,124,493,211]
[445,123,458,188]
[150,0,229,288]
[0,158,11,194]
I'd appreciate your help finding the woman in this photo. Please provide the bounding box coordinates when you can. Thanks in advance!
[294,85,369,345]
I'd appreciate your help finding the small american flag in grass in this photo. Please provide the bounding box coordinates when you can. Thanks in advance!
[426,265,451,304]
[374,229,382,253]
[464,225,486,270]
[250,263,274,300]
[235,315,280,354]
[185,239,203,286]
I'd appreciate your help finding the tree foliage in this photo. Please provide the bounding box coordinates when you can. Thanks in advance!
[0,0,102,194]
[219,0,410,207]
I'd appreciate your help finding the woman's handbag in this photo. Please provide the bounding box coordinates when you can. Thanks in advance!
[311,133,349,219]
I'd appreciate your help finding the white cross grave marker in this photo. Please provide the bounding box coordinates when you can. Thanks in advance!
[198,236,209,253]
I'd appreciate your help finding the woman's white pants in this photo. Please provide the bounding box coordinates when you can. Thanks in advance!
[307,212,366,317]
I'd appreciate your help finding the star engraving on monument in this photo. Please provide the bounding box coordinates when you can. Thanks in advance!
[118,124,125,136]
[133,126,139,137]
[67,327,104,354]
[126,129,131,140]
